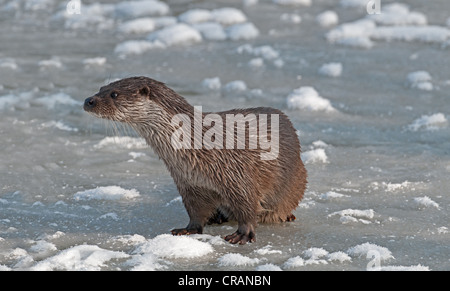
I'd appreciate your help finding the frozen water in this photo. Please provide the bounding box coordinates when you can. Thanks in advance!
[1,0,450,271]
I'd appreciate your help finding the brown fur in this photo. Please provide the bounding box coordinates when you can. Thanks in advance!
[84,76,307,244]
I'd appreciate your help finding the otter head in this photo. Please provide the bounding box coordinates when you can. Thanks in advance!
[83,76,164,125]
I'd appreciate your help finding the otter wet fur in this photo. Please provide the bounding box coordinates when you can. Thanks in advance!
[84,76,307,244]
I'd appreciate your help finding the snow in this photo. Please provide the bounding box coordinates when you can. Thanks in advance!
[117,18,156,34]
[38,58,62,69]
[316,11,339,27]
[408,113,448,131]
[226,23,260,41]
[319,191,349,200]
[273,0,311,6]
[218,253,260,266]
[328,209,375,224]
[31,245,129,271]
[201,77,222,91]
[36,93,82,109]
[147,24,202,47]
[178,9,212,25]
[318,62,343,77]
[413,196,440,209]
[346,242,394,261]
[326,4,450,49]
[211,8,247,26]
[82,57,107,67]
[281,13,302,24]
[114,0,169,19]
[301,148,328,164]
[286,87,335,112]
[73,186,140,201]
[94,136,148,150]
[114,40,165,56]
[368,3,427,26]
[192,22,227,41]
[223,80,247,93]
[407,71,433,91]
[132,234,214,259]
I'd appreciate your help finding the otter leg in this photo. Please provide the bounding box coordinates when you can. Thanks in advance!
[171,187,217,236]
[224,197,257,244]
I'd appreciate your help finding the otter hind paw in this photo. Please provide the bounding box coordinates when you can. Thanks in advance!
[224,231,256,245]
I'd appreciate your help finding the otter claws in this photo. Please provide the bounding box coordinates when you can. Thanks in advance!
[224,231,256,245]
[171,228,201,236]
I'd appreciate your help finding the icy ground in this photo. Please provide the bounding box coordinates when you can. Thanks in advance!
[1,0,449,270]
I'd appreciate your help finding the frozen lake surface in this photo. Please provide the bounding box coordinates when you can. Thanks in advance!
[1,0,449,270]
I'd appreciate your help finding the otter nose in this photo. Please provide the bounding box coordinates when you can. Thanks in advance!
[84,96,96,110]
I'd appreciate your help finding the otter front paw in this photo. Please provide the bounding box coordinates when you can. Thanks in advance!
[224,231,256,245]
[171,228,201,236]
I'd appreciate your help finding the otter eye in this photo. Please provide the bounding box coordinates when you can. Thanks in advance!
[110,92,118,99]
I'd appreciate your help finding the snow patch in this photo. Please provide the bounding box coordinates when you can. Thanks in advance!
[319,62,343,77]
[328,209,375,224]
[286,86,335,112]
[31,245,129,271]
[73,186,140,201]
[218,253,260,266]
[408,113,448,131]
[413,196,440,209]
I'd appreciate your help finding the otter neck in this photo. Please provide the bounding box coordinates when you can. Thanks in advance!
[131,106,198,167]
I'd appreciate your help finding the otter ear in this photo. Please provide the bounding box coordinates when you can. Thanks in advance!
[139,86,150,97]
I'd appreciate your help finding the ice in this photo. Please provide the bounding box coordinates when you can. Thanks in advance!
[73,186,140,201]
[1,0,449,271]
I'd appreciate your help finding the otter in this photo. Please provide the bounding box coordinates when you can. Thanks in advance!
[84,76,307,244]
